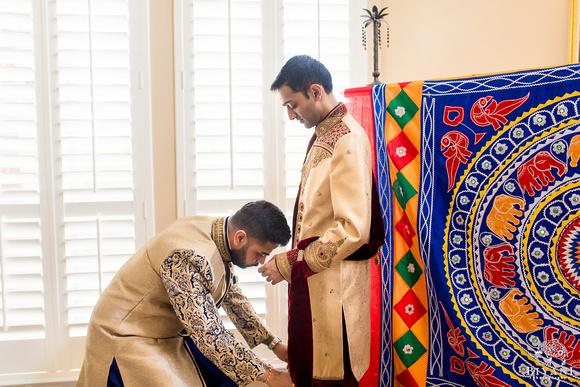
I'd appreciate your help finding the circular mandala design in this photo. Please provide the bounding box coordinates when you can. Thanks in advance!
[556,215,580,294]
[443,93,580,385]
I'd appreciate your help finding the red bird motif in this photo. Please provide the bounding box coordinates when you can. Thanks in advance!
[470,92,530,130]
[441,130,472,192]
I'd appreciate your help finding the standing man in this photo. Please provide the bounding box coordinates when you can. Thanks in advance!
[78,200,294,387]
[259,55,383,386]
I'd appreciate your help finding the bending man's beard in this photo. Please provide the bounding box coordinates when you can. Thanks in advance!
[230,244,249,268]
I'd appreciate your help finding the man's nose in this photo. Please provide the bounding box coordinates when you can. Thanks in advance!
[286,106,297,120]
[258,256,266,265]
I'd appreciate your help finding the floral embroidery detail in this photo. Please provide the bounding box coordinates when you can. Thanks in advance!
[557,104,568,117]
[551,293,564,305]
[405,304,414,315]
[396,146,407,157]
[534,114,547,126]
[495,142,508,155]
[160,250,268,385]
[537,271,549,283]
[403,344,414,354]
[552,141,566,154]
[512,127,525,139]
[394,106,406,117]
[531,248,544,259]
[305,238,345,272]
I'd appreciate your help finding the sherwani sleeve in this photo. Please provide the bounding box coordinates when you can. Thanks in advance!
[275,129,372,281]
[221,279,275,348]
[160,250,267,386]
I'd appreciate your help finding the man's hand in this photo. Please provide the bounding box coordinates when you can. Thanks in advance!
[259,367,293,386]
[258,257,285,285]
[272,342,288,363]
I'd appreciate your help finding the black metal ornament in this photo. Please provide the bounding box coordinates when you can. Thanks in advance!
[362,5,389,85]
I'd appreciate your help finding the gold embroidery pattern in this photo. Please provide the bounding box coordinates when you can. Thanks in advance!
[305,238,346,273]
[317,121,351,153]
[211,217,231,262]
[315,103,348,137]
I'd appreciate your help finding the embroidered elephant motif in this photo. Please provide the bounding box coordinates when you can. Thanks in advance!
[543,326,580,369]
[486,194,525,240]
[498,289,543,333]
[482,243,516,288]
[569,134,580,167]
[517,151,567,196]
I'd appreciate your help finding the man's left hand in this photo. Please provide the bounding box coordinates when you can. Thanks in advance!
[258,257,284,284]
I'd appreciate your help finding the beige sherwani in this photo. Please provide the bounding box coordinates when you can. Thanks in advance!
[275,103,374,381]
[77,216,275,386]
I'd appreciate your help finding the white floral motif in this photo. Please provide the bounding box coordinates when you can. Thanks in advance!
[407,263,415,273]
[531,248,544,259]
[403,344,413,354]
[537,271,549,283]
[557,104,568,117]
[534,114,547,126]
[461,294,473,305]
[536,226,548,238]
[396,146,407,158]
[495,143,508,155]
[512,127,525,139]
[552,141,566,154]
[499,348,510,360]
[551,293,564,305]
[395,106,406,118]
[405,304,414,315]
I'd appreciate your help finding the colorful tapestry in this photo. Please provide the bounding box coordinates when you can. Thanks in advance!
[374,63,580,387]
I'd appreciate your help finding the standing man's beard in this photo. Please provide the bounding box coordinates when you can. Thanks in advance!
[230,244,249,268]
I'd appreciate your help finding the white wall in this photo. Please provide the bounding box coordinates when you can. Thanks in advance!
[372,0,572,84]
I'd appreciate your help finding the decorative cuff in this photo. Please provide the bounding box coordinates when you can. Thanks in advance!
[275,250,296,282]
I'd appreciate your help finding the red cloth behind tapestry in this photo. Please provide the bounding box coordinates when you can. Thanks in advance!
[344,86,380,387]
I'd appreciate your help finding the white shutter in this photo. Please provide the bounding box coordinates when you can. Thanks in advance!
[0,0,152,378]
[0,0,47,346]
[282,0,352,204]
[55,0,138,339]
[186,0,265,216]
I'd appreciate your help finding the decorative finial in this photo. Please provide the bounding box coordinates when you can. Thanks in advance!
[362,5,389,85]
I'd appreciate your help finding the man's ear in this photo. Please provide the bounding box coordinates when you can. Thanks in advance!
[310,84,323,100]
[232,230,248,249]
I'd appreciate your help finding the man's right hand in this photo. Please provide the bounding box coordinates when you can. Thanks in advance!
[261,369,293,386]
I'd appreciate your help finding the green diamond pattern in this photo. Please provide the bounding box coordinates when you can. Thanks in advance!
[395,250,423,288]
[393,171,417,210]
[394,330,427,368]
[386,90,419,129]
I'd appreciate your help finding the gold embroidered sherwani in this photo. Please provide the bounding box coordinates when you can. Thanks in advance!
[77,216,275,386]
[275,103,374,381]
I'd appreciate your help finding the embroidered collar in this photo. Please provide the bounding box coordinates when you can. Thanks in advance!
[315,102,347,137]
[211,217,232,262]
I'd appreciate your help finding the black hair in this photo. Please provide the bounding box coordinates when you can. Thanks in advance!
[229,200,291,246]
[270,55,333,97]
